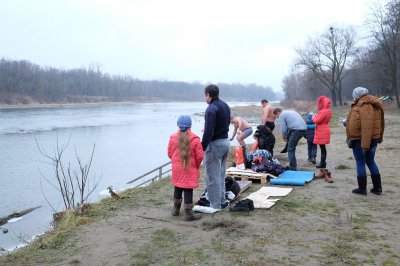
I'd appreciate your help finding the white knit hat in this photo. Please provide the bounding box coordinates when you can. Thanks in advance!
[352,87,369,99]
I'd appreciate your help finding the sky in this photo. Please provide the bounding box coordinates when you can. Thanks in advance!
[0,0,383,93]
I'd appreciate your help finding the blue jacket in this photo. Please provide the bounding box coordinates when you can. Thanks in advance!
[201,98,231,150]
[305,114,315,143]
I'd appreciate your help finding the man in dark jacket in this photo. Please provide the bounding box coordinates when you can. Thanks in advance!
[201,84,231,210]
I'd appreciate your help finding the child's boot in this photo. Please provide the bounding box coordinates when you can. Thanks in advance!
[171,198,182,216]
[316,154,326,168]
[184,204,201,221]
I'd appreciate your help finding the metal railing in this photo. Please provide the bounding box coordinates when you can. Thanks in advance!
[126,161,172,187]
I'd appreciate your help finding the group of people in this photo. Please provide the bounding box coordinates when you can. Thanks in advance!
[269,89,384,196]
[273,95,333,171]
[167,84,385,221]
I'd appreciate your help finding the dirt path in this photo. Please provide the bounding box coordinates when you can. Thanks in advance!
[9,105,400,266]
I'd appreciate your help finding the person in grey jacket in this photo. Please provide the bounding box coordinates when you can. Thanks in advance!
[273,108,307,170]
[201,84,231,210]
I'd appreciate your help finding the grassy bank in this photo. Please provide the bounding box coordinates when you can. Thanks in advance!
[0,178,172,265]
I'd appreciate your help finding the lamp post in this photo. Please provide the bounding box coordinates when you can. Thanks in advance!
[329,26,338,106]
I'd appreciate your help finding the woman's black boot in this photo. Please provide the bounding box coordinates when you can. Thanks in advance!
[352,176,367,195]
[370,174,382,195]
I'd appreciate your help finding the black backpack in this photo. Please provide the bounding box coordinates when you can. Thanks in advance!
[255,125,275,153]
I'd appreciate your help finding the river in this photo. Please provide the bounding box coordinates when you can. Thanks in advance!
[0,101,259,251]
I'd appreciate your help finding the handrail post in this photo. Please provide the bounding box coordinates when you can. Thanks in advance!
[126,161,172,185]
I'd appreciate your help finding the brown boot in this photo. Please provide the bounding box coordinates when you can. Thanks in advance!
[171,198,182,216]
[314,169,326,179]
[184,204,201,221]
[324,170,333,183]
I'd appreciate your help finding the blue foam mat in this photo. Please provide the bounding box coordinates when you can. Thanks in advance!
[269,170,314,186]
[270,179,305,186]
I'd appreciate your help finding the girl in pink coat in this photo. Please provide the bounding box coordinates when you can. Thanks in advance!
[312,96,332,169]
[168,115,204,221]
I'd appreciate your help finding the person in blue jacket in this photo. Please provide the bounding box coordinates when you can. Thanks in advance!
[305,113,317,164]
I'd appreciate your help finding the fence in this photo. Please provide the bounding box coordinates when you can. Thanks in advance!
[126,161,172,187]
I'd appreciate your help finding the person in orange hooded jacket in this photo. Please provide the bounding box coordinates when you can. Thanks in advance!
[168,115,204,221]
[312,95,332,169]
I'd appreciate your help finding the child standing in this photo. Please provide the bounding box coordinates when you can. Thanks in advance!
[312,96,332,168]
[305,113,317,164]
[168,115,204,221]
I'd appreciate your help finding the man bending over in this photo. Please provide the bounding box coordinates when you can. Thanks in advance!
[229,116,253,146]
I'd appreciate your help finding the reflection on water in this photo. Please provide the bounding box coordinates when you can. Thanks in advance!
[0,101,258,251]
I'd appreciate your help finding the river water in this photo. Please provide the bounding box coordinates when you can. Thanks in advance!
[0,101,258,251]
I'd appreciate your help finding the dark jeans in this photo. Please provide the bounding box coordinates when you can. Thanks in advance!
[307,141,317,160]
[352,139,380,177]
[174,186,193,204]
[287,129,306,170]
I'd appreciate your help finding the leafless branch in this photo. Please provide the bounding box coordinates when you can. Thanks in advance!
[36,134,101,215]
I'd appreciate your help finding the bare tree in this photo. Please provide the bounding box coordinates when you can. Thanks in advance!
[366,0,400,108]
[295,26,358,106]
[282,66,327,102]
[350,46,391,97]
[282,69,303,101]
[35,135,101,213]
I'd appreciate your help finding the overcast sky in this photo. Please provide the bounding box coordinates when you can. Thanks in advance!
[0,0,383,92]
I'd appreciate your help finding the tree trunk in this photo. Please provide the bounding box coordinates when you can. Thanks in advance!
[330,89,337,107]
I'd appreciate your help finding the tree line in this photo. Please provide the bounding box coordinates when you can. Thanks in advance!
[0,59,277,104]
[283,0,400,108]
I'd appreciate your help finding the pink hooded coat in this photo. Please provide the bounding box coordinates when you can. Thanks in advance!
[167,129,204,189]
[312,96,332,144]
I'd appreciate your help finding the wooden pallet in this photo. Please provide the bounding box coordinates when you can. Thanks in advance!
[226,167,278,184]
[227,173,267,184]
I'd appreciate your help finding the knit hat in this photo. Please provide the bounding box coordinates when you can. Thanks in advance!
[177,115,192,132]
[352,87,369,99]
